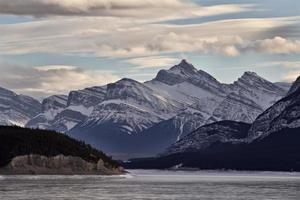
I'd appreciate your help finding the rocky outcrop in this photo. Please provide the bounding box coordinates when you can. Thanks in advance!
[0,154,124,175]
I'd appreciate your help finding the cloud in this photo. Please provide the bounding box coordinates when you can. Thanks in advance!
[252,36,300,54]
[125,56,178,69]
[256,61,300,83]
[146,33,243,56]
[258,61,300,69]
[0,15,298,60]
[34,65,77,71]
[0,64,119,98]
[0,0,250,21]
[281,70,300,82]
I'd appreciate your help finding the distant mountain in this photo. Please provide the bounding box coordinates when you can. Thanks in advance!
[26,86,107,132]
[0,87,41,126]
[0,126,123,175]
[275,82,292,91]
[207,72,286,123]
[125,76,300,171]
[77,78,178,134]
[149,59,228,99]
[67,60,289,158]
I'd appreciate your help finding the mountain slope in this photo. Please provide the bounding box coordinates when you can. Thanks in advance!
[0,87,41,126]
[247,77,300,141]
[162,121,250,156]
[207,93,263,123]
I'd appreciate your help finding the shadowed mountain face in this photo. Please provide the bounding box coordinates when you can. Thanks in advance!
[124,127,300,171]
[162,121,251,156]
[124,77,300,171]
[0,60,291,159]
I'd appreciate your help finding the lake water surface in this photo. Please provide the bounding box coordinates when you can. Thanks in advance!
[1,170,300,200]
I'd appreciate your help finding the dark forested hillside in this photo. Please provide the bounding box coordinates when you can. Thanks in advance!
[0,126,119,168]
[125,127,300,171]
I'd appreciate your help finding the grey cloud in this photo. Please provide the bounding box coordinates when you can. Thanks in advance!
[0,63,119,98]
[0,0,250,20]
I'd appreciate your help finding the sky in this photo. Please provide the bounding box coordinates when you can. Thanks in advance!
[0,0,299,98]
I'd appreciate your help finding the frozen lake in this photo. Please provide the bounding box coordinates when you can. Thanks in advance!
[1,170,300,200]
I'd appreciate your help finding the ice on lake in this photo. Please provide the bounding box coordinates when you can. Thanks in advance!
[1,170,300,200]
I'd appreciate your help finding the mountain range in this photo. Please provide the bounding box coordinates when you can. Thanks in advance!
[0,60,292,159]
[125,77,300,171]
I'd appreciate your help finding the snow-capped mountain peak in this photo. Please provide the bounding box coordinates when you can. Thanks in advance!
[169,59,198,75]
[153,60,197,85]
[230,71,287,110]
[153,59,221,89]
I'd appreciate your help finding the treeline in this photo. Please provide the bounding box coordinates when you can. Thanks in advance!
[0,126,119,168]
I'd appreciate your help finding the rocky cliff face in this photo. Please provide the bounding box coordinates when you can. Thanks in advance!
[0,154,124,175]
